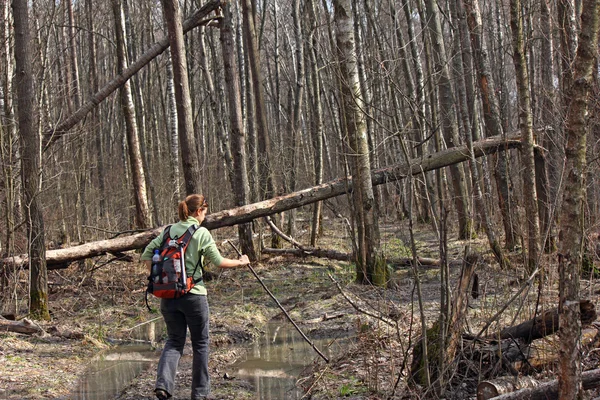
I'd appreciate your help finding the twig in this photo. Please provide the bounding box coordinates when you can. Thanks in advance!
[227,241,329,363]
[264,216,304,249]
[300,365,330,399]
[125,316,163,332]
[474,266,540,341]
[82,225,148,238]
[327,273,396,327]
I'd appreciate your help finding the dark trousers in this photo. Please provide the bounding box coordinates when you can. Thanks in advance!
[156,294,210,399]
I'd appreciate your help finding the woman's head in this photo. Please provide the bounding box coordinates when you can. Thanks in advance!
[178,194,208,221]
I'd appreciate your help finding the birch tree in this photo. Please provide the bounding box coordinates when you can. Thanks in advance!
[333,0,384,285]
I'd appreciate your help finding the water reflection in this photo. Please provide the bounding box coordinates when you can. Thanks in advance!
[72,318,164,400]
[233,324,340,400]
[73,346,156,400]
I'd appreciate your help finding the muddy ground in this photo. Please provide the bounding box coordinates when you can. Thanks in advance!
[2,219,600,399]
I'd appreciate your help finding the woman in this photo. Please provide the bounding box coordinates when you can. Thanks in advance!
[141,194,250,400]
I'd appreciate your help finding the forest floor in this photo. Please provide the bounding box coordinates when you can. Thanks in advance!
[2,216,600,399]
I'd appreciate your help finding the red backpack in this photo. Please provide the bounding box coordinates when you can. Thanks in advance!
[145,225,203,310]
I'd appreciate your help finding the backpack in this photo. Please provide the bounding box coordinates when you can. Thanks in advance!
[145,224,203,310]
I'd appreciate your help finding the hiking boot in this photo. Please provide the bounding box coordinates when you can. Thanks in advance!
[155,388,169,400]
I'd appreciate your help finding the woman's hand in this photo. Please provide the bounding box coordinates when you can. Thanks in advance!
[238,255,250,266]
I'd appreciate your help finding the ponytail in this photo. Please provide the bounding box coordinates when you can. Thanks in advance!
[178,200,190,221]
[178,194,208,221]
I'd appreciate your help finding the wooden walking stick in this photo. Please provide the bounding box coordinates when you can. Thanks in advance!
[226,240,330,363]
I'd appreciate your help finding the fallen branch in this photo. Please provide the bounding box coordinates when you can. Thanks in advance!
[262,247,441,267]
[262,247,352,261]
[0,318,46,335]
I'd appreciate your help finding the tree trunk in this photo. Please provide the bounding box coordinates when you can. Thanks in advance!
[509,0,541,273]
[219,3,256,260]
[165,58,181,202]
[86,0,106,221]
[463,0,516,250]
[333,0,383,285]
[161,0,201,195]
[113,0,150,229]
[480,368,600,400]
[0,0,16,257]
[539,0,558,251]
[241,0,274,199]
[557,1,600,398]
[307,0,324,247]
[12,0,50,321]
[199,25,234,187]
[423,0,472,240]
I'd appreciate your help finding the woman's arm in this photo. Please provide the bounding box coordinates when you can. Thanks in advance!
[218,255,250,269]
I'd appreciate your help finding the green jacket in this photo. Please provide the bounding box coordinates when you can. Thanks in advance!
[141,217,224,295]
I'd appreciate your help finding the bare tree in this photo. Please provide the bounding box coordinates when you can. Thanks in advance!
[423,0,472,240]
[557,0,600,397]
[333,0,383,285]
[219,2,256,260]
[510,0,541,273]
[463,0,517,252]
[162,0,202,195]
[12,0,50,320]
[113,0,150,229]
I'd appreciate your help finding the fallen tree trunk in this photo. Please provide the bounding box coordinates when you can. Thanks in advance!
[490,300,596,343]
[484,368,600,400]
[0,318,45,335]
[261,247,440,267]
[462,301,597,380]
[1,134,522,269]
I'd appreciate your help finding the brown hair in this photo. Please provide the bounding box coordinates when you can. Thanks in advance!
[178,194,208,221]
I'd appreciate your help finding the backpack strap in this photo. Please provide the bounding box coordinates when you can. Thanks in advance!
[178,224,199,249]
[159,225,173,250]
[181,224,204,284]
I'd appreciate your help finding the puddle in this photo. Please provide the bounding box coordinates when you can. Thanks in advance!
[72,345,156,400]
[72,318,164,400]
[233,323,348,399]
[72,319,347,399]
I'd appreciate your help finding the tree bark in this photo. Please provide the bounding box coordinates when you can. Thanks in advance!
[12,0,50,321]
[557,1,600,398]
